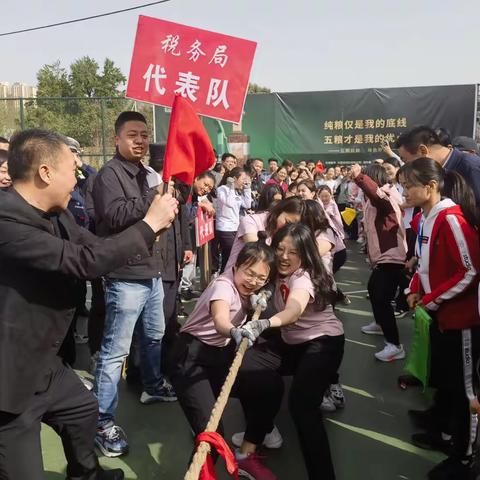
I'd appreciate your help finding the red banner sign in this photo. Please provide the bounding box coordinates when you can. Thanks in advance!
[126,16,257,123]
[195,208,215,247]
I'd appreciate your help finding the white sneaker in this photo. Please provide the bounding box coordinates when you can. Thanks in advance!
[329,383,345,409]
[320,393,336,412]
[361,322,383,336]
[374,343,406,362]
[231,425,283,449]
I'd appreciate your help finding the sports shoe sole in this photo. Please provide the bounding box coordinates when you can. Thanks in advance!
[140,396,177,404]
[95,439,129,458]
[361,329,383,336]
[232,433,283,449]
[394,311,409,319]
[375,352,406,362]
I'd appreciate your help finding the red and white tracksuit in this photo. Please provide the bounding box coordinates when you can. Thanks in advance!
[407,198,480,458]
[407,198,480,331]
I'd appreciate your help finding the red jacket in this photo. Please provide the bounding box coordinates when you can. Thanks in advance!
[407,200,480,330]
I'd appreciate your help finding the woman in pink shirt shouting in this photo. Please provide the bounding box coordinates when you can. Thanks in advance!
[233,223,344,480]
[169,242,275,446]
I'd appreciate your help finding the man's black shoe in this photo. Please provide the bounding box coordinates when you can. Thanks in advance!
[412,432,452,455]
[427,457,470,480]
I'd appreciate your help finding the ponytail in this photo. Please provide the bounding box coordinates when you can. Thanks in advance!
[442,171,480,229]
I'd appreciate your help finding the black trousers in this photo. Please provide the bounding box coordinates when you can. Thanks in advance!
[0,358,100,480]
[429,320,480,459]
[332,248,347,274]
[162,279,181,372]
[238,334,344,480]
[393,228,416,312]
[216,230,237,273]
[169,333,235,437]
[395,271,411,312]
[367,263,404,346]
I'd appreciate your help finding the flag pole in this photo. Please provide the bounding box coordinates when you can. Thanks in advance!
[161,178,170,195]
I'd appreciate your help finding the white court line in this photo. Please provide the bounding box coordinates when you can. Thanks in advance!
[336,307,373,317]
[346,338,376,348]
[343,289,368,294]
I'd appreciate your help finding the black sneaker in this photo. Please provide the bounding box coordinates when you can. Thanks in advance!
[140,380,177,404]
[411,432,452,455]
[427,457,470,480]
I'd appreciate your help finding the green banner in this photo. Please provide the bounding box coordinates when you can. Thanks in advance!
[155,84,477,164]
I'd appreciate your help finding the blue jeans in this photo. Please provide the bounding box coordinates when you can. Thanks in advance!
[94,278,165,427]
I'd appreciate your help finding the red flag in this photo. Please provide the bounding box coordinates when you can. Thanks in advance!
[163,95,216,185]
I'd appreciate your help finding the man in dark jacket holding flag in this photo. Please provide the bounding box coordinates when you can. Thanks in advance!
[0,128,178,479]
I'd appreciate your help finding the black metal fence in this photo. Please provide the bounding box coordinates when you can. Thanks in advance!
[0,97,155,170]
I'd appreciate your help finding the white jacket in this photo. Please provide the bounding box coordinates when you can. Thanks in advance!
[215,185,252,231]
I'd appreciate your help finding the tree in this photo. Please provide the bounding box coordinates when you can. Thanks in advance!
[70,57,100,98]
[97,58,126,97]
[36,61,72,98]
[69,56,126,97]
[248,83,271,94]
[26,57,128,153]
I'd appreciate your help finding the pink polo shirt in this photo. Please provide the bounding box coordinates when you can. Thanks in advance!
[316,228,336,274]
[224,212,269,271]
[318,200,346,253]
[275,269,344,344]
[181,269,249,347]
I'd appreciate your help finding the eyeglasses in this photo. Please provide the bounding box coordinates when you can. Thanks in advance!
[240,268,268,285]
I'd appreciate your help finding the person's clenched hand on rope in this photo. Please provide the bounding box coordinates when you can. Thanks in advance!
[230,319,271,348]
[250,290,272,311]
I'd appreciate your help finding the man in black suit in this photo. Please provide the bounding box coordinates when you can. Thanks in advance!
[0,129,178,479]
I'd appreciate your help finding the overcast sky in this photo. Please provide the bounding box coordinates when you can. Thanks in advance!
[2,0,479,92]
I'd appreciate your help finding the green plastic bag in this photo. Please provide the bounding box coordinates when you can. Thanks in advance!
[404,306,433,391]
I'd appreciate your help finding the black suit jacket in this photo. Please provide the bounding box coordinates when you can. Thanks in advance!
[158,204,193,281]
[0,189,156,413]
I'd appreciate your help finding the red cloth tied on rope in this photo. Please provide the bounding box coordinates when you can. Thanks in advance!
[196,431,238,480]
